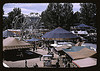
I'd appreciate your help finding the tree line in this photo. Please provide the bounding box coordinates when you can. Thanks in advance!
[3,3,96,31]
[40,3,96,30]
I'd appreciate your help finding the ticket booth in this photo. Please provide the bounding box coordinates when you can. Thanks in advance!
[43,55,52,67]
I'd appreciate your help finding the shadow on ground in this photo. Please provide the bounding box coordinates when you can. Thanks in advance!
[3,49,42,61]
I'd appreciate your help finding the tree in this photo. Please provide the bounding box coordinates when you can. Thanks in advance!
[80,3,96,27]
[40,3,73,30]
[3,16,8,30]
[62,3,73,30]
[7,8,22,29]
[73,11,81,23]
[40,3,63,30]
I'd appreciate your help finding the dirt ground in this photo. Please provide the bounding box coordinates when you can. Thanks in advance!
[3,49,59,68]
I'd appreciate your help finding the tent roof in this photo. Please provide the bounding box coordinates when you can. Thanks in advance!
[72,57,97,67]
[89,26,96,29]
[55,45,70,51]
[75,24,91,28]
[3,37,33,50]
[63,46,97,59]
[63,46,91,52]
[25,37,40,41]
[75,24,96,30]
[42,27,78,39]
[3,30,17,37]
[3,37,31,46]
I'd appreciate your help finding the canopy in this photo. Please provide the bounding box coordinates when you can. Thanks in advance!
[3,37,33,51]
[8,29,21,35]
[63,46,97,59]
[63,46,90,52]
[3,30,18,38]
[89,26,96,29]
[72,57,97,67]
[42,27,78,40]
[75,24,91,28]
[75,24,96,30]
[55,45,70,51]
[25,37,40,42]
[78,31,88,35]
[71,31,88,35]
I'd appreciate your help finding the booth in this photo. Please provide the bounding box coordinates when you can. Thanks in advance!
[43,55,52,67]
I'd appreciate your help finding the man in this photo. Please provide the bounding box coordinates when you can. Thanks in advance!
[35,47,37,51]
[34,63,38,68]
[39,55,42,61]
[56,62,60,68]
[67,63,70,68]
[25,60,27,68]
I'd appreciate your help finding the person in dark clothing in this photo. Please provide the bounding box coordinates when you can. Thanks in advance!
[33,47,35,51]
[39,55,42,61]
[65,60,68,65]
[68,63,70,68]
[47,52,53,59]
[25,60,27,68]
[51,52,54,57]
[33,45,35,51]
[47,52,50,55]
[35,47,37,51]
[34,63,38,68]
[78,37,83,42]
[57,59,59,62]
[56,62,60,68]
[48,47,51,52]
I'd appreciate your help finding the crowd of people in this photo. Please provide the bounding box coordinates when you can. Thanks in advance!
[30,41,73,68]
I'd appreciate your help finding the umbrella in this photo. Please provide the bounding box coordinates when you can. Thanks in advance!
[25,37,40,42]
[42,27,78,40]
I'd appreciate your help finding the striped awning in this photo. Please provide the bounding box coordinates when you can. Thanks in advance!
[3,37,34,51]
[3,45,34,51]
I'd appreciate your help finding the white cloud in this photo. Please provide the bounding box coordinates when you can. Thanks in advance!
[21,8,42,14]
[3,3,49,8]
[3,3,48,15]
[3,3,81,15]
[3,7,13,14]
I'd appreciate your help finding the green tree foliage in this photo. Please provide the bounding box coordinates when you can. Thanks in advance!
[40,3,62,30]
[62,3,73,30]
[3,17,8,30]
[4,8,23,29]
[40,3,73,30]
[80,3,96,27]
[73,11,81,23]
[3,10,10,30]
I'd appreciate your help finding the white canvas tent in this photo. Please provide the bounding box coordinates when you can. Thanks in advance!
[55,45,70,51]
[71,31,88,35]
[66,48,97,59]
[72,57,97,67]
[3,37,33,51]
[78,31,88,35]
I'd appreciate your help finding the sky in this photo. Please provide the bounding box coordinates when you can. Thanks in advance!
[3,3,81,16]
